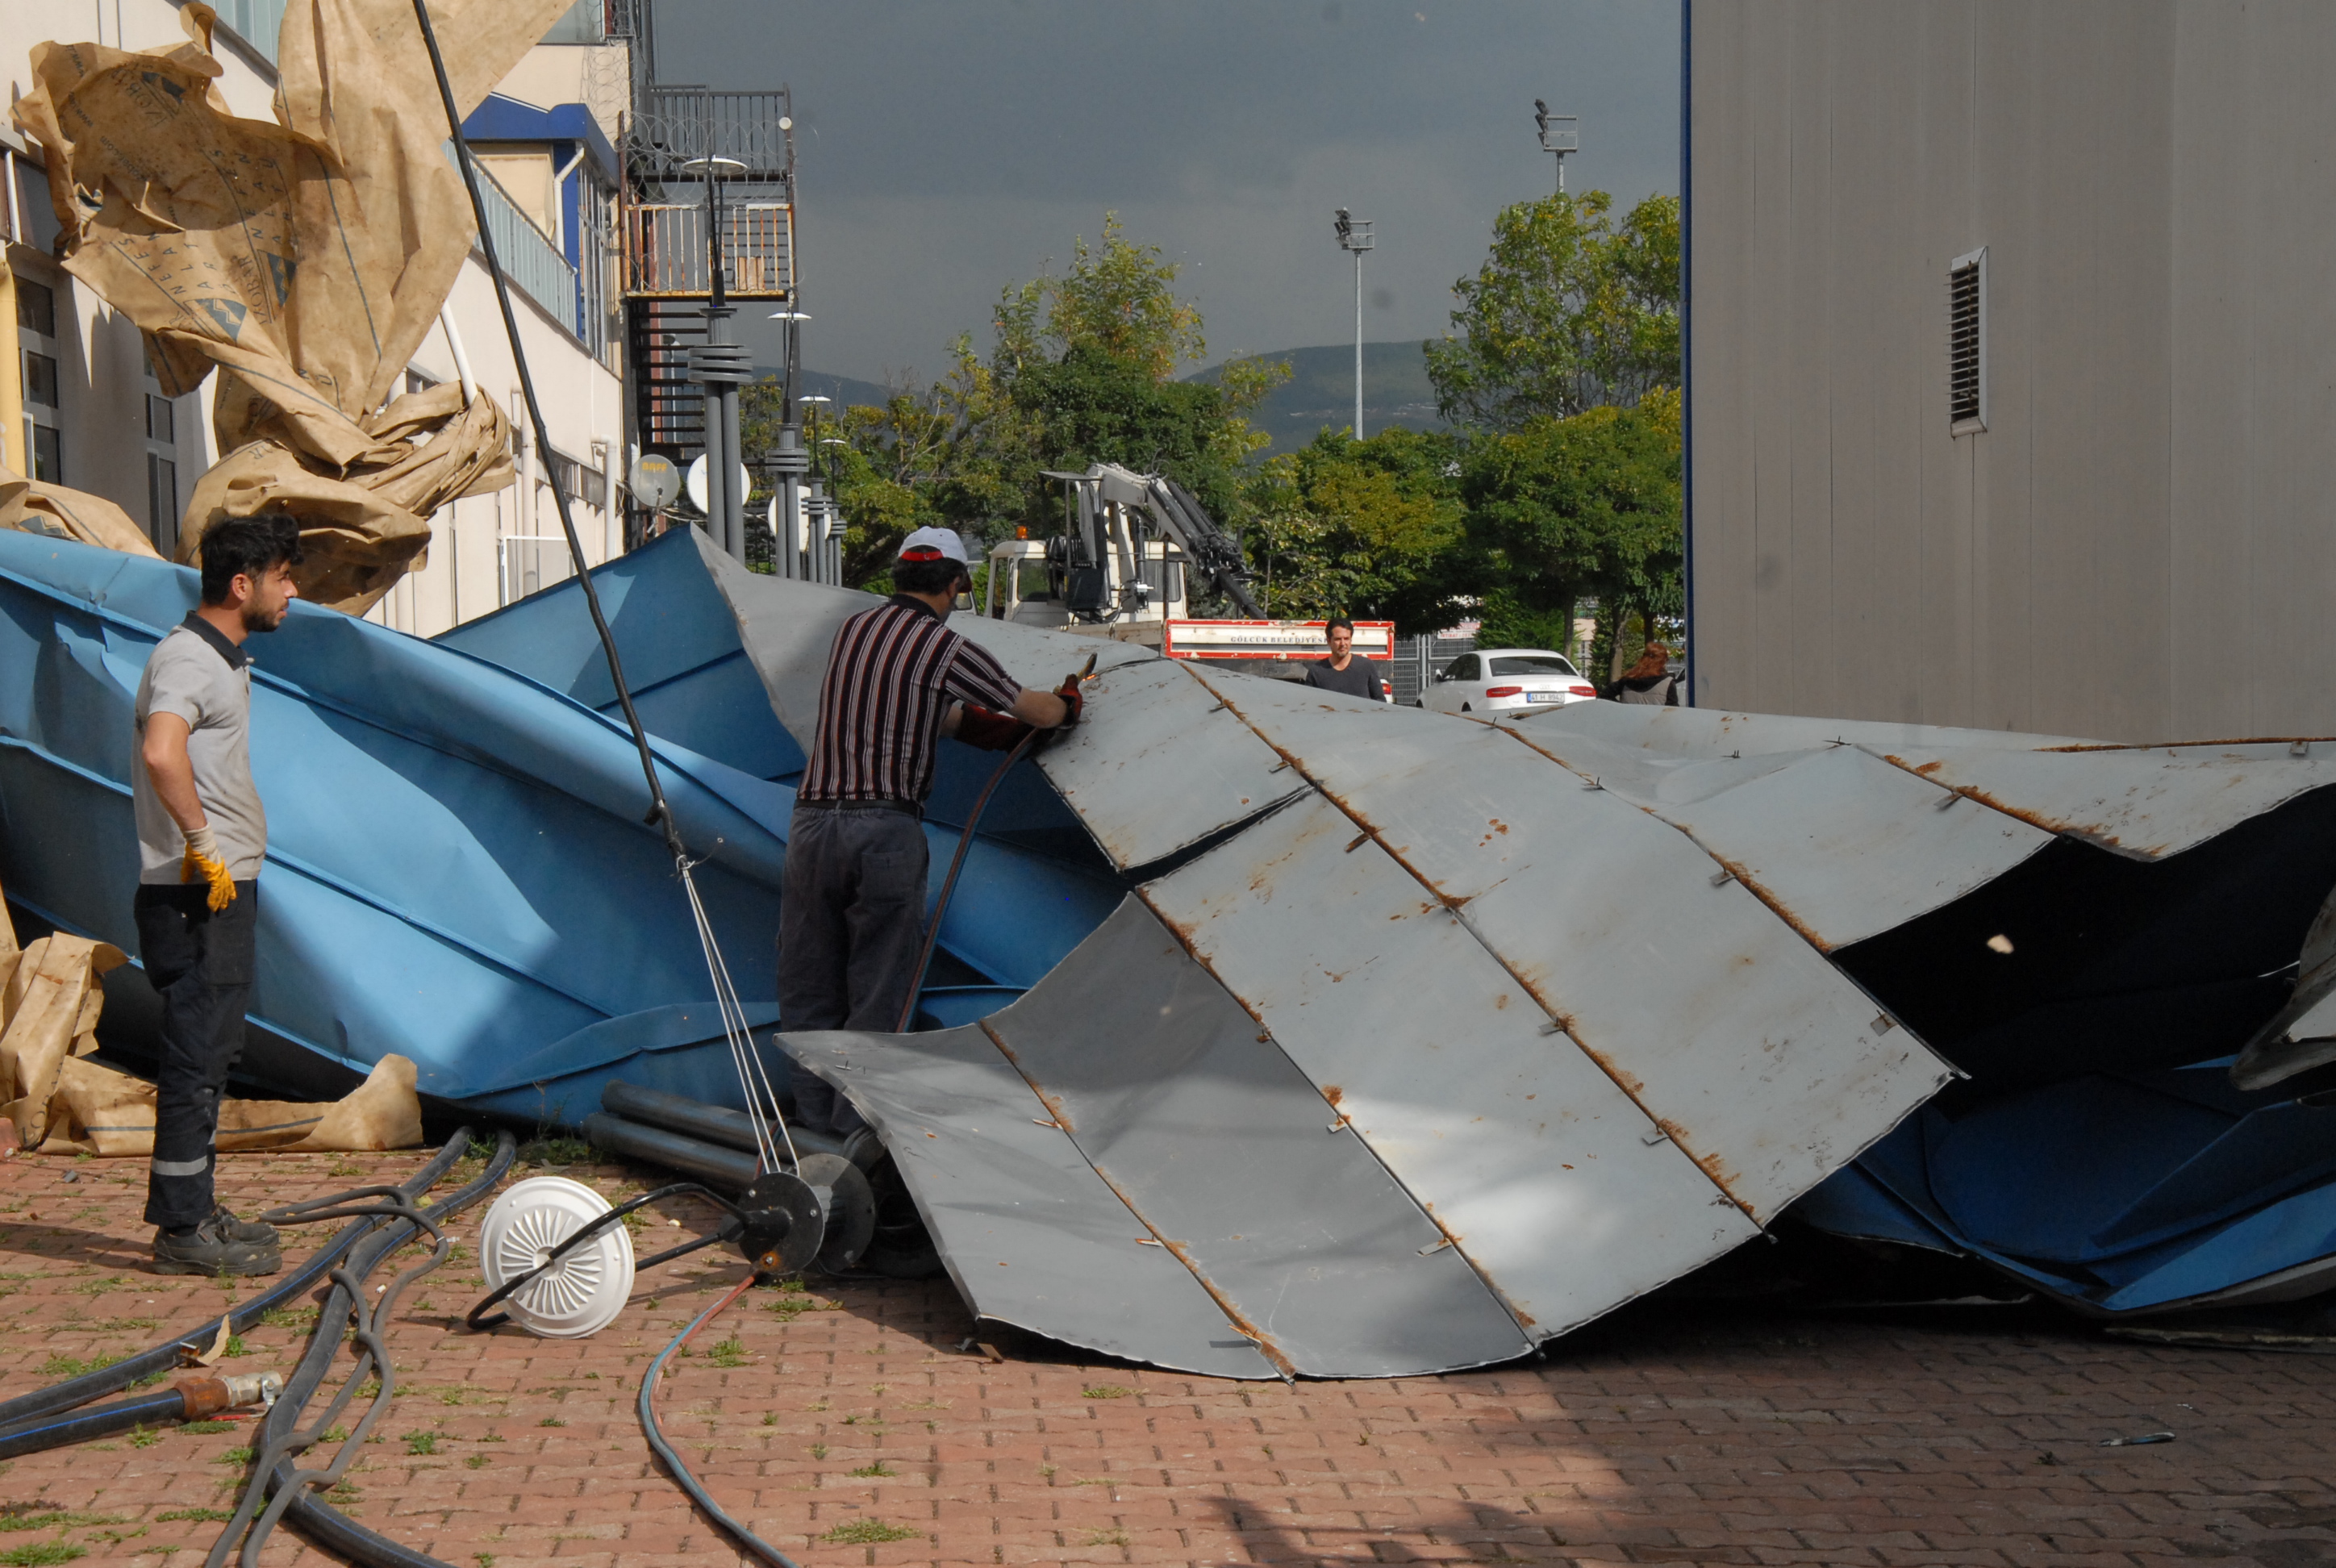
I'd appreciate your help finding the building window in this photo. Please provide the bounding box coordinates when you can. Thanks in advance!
[547,446,607,511]
[1948,248,1987,435]
[17,275,61,482]
[143,347,184,551]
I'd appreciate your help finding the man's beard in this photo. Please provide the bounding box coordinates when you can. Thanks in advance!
[240,599,287,633]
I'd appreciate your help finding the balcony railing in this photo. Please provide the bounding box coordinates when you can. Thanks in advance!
[624,202,794,298]
[470,160,588,339]
[628,88,793,182]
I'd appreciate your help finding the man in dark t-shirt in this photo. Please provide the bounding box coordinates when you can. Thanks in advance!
[1302,618,1386,702]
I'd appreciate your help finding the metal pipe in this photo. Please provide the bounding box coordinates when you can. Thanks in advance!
[436,307,476,407]
[601,1079,846,1162]
[582,1111,761,1190]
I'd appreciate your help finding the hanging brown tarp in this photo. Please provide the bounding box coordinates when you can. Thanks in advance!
[0,462,162,557]
[10,0,571,611]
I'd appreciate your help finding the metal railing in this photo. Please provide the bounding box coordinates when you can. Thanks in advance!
[469,160,586,340]
[624,202,793,298]
[628,88,793,181]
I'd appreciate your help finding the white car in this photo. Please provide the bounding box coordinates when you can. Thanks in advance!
[1418,648,1599,715]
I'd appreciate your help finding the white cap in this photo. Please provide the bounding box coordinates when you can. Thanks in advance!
[896,526,970,565]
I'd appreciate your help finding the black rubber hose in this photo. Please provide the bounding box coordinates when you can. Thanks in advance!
[0,1132,473,1428]
[232,1130,519,1568]
[640,1282,801,1567]
[0,1388,189,1460]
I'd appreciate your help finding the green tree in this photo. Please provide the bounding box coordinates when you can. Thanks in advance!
[1460,387,1682,673]
[1425,190,1680,432]
[1245,427,1466,634]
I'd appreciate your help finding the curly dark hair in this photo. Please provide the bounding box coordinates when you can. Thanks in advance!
[198,512,304,604]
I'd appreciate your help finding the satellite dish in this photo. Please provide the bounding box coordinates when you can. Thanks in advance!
[629,452,681,511]
[684,454,753,515]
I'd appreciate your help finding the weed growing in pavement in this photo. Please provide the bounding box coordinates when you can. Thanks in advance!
[404,1433,439,1456]
[849,1462,895,1478]
[1082,1385,1132,1399]
[538,1418,564,1428]
[464,1456,490,1470]
[219,1447,253,1466]
[86,1528,144,1546]
[707,1337,748,1367]
[155,1510,232,1524]
[807,1445,827,1460]
[177,1422,234,1435]
[820,1520,916,1545]
[127,1425,159,1449]
[257,1306,319,1330]
[68,1275,125,1299]
[321,1426,350,1443]
[474,1556,494,1568]
[0,1543,85,1565]
[760,1413,776,1427]
[518,1136,591,1166]
[34,1353,117,1378]
[0,1514,124,1533]
[222,1336,245,1357]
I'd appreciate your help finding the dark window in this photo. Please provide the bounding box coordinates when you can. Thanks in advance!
[548,448,607,510]
[1443,654,1480,682]
[1948,249,1985,431]
[146,393,175,444]
[148,452,177,536]
[15,277,53,337]
[23,351,57,408]
[30,423,60,482]
[1487,655,1579,677]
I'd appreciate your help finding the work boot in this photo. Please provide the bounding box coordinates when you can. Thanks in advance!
[152,1219,282,1277]
[210,1203,279,1248]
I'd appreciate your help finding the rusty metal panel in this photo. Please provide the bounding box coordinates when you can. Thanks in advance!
[1141,790,1760,1339]
[1872,741,2336,860]
[1033,657,1304,872]
[1506,727,2056,953]
[782,1024,1279,1380]
[983,897,1531,1377]
[1185,670,1953,1222]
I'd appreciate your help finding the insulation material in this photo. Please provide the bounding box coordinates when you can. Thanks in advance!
[0,465,162,558]
[39,1052,423,1157]
[10,0,564,610]
[0,933,125,1145]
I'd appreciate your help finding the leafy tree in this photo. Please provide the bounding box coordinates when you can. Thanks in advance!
[1425,190,1680,432]
[1245,427,1466,634]
[1461,387,1682,674]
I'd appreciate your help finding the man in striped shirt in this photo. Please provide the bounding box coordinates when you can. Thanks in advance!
[782,528,1082,1141]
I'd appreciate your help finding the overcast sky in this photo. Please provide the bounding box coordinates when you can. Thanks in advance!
[652,1,1681,386]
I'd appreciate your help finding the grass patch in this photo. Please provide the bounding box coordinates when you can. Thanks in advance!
[1081,1385,1132,1400]
[0,1543,85,1566]
[34,1354,116,1379]
[537,1417,564,1428]
[178,1421,235,1436]
[155,1509,235,1523]
[68,1275,127,1299]
[127,1425,160,1449]
[707,1336,748,1368]
[517,1136,591,1166]
[848,1462,895,1478]
[257,1306,319,1330]
[820,1520,917,1545]
[404,1433,438,1456]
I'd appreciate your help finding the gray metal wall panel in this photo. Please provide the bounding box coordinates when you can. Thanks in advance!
[1691,0,2336,743]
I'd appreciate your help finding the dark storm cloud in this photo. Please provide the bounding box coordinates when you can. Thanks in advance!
[649,0,1678,382]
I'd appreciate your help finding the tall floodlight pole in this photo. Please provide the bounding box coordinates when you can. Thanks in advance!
[683,153,750,559]
[766,311,812,577]
[1333,209,1374,440]
[1534,100,1579,195]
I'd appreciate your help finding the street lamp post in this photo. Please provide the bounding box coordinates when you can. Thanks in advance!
[766,311,812,578]
[682,154,750,560]
[1533,101,1579,195]
[1333,208,1374,440]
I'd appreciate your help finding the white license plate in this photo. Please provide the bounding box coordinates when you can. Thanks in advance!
[1525,691,1567,703]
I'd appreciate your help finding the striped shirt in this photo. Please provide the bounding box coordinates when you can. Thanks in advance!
[799,596,1024,803]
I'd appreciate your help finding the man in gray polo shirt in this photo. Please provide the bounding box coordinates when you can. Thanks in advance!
[132,512,302,1275]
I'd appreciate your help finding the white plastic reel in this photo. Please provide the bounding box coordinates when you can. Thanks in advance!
[477,1176,636,1338]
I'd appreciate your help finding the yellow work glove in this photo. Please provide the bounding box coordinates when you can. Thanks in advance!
[181,824,237,913]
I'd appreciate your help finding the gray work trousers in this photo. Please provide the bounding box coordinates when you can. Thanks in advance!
[778,803,929,1135]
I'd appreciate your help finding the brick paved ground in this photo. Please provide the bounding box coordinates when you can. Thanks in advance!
[1,1146,2332,1568]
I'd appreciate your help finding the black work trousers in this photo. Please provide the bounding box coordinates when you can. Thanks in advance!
[132,881,257,1230]
[778,805,928,1136]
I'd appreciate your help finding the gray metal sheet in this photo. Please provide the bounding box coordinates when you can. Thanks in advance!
[985,897,1530,1377]
[1874,741,2336,861]
[1522,700,2092,759]
[1187,670,1953,1222]
[1507,727,2055,953]
[781,1024,1278,1380]
[1142,790,1759,1341]
[1035,657,1304,871]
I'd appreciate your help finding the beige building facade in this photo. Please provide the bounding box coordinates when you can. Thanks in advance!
[1,0,626,637]
[1687,1,2336,742]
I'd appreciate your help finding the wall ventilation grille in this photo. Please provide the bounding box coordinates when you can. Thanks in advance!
[1948,248,1987,433]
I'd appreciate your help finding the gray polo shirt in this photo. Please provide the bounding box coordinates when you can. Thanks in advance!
[134,614,266,884]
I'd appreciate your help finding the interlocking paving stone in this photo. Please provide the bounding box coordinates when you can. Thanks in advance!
[0,1148,2330,1566]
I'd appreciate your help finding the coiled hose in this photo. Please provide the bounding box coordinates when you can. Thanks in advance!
[209,1128,519,1568]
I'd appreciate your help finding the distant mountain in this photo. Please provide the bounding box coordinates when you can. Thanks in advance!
[754,368,899,411]
[778,348,1448,459]
[1189,341,1447,457]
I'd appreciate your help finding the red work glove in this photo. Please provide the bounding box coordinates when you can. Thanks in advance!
[955,704,1034,752]
[1053,677,1084,731]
